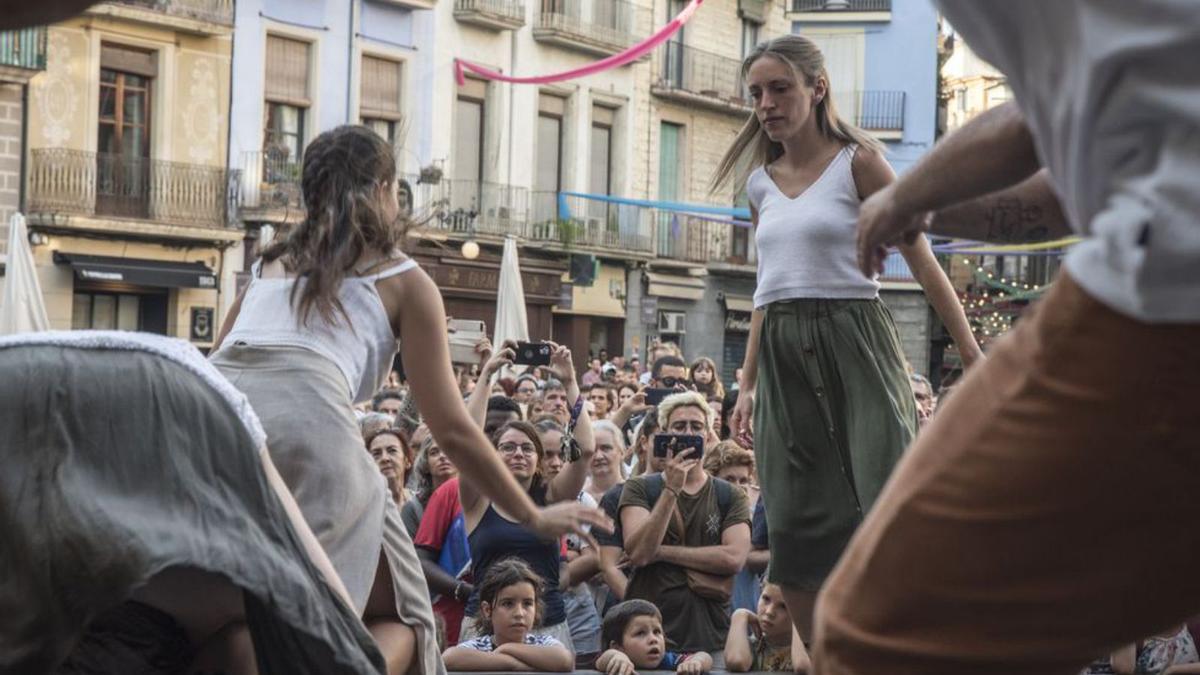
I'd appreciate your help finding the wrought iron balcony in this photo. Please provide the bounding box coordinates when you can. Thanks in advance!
[653,43,750,115]
[454,0,526,30]
[853,90,905,132]
[534,0,639,58]
[239,150,303,212]
[425,179,529,239]
[656,214,754,266]
[28,149,237,229]
[790,0,890,12]
[0,28,47,72]
[529,192,655,255]
[95,0,234,31]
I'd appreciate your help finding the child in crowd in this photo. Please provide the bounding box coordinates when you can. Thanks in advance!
[596,600,713,675]
[443,559,574,672]
[1082,624,1199,674]
[725,583,808,672]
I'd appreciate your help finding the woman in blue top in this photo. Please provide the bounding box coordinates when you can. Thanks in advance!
[458,343,597,650]
[714,36,981,647]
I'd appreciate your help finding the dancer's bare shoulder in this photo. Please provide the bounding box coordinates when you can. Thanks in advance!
[373,255,439,335]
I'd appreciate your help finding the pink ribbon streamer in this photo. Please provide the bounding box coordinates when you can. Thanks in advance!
[454,0,704,86]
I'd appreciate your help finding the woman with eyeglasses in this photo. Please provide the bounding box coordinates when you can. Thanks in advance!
[456,342,597,652]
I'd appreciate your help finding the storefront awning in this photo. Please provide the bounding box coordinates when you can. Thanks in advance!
[722,295,756,313]
[54,252,216,289]
[646,271,705,301]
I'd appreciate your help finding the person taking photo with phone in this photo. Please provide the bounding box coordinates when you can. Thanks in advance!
[619,392,751,668]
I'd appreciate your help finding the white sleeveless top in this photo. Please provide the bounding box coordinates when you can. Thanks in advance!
[747,144,880,308]
[218,256,418,404]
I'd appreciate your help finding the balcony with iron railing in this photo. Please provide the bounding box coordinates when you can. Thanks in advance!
[454,0,527,30]
[89,0,234,34]
[424,179,529,239]
[27,149,237,230]
[788,0,891,19]
[528,192,655,256]
[653,43,750,115]
[0,27,47,73]
[239,150,303,217]
[534,0,639,57]
[850,90,905,137]
[656,214,756,267]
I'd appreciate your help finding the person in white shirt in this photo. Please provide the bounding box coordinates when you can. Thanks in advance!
[812,2,1200,673]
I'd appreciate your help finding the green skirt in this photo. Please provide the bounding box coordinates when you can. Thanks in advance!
[753,297,918,591]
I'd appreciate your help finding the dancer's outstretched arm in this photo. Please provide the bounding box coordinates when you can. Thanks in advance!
[392,268,610,540]
[927,169,1069,244]
[857,102,1048,275]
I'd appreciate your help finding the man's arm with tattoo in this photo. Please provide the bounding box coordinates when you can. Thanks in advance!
[927,169,1071,244]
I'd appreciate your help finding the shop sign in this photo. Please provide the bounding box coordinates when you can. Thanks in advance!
[725,311,752,332]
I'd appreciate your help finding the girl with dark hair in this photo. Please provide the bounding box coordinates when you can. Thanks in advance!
[442,559,573,672]
[714,35,980,646]
[211,125,607,674]
[689,357,726,401]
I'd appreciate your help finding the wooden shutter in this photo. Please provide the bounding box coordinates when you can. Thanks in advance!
[361,54,403,120]
[265,35,310,106]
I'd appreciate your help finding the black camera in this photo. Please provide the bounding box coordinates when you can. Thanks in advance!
[513,341,553,366]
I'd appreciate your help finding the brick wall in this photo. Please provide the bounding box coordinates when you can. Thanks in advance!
[0,82,23,259]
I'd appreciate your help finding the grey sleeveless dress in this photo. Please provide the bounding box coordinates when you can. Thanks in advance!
[212,257,444,675]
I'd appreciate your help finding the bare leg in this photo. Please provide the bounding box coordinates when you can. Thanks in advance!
[366,552,418,675]
[782,586,817,644]
[125,448,359,675]
[187,623,257,675]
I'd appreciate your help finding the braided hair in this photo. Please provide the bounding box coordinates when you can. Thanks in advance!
[261,125,406,327]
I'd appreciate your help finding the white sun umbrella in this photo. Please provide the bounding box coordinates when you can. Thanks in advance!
[0,213,50,335]
[493,236,530,379]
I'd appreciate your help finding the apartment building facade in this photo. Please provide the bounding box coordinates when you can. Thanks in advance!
[0,26,47,285]
[18,2,238,348]
[421,0,658,362]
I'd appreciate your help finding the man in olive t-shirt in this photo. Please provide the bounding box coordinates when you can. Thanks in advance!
[619,392,751,656]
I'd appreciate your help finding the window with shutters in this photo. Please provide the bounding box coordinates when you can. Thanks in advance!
[97,44,155,219]
[360,54,403,145]
[589,105,615,238]
[263,35,311,180]
[534,93,565,225]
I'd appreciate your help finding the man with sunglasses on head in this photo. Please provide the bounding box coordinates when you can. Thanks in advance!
[649,355,690,391]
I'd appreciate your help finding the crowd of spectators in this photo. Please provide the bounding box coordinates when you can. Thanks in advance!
[354,341,1193,674]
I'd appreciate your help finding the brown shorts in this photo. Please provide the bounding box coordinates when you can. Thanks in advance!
[813,272,1200,675]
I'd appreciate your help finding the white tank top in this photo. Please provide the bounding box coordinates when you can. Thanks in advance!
[218,255,417,404]
[747,144,880,308]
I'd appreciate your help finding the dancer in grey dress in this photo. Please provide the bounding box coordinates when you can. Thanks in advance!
[211,125,609,675]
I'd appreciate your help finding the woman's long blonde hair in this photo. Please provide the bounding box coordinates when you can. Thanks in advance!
[711,34,884,195]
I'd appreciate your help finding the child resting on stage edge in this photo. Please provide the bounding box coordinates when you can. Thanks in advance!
[725,582,810,672]
[442,558,573,672]
[595,600,714,675]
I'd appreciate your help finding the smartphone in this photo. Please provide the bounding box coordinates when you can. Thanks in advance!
[653,434,705,459]
[513,341,553,366]
[644,387,674,406]
[447,319,487,365]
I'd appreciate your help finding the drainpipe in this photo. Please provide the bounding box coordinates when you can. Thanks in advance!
[506,23,517,188]
[18,82,29,212]
[347,0,359,123]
